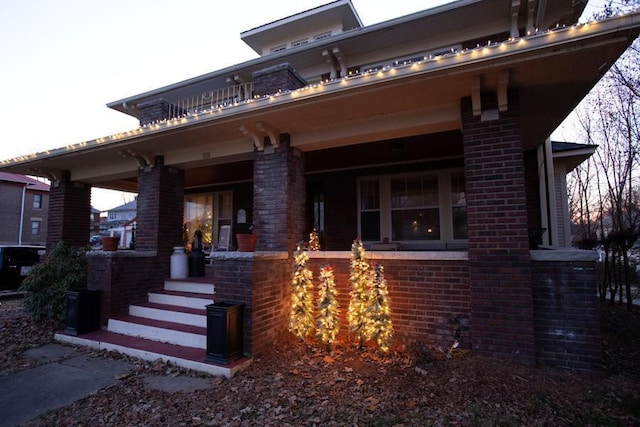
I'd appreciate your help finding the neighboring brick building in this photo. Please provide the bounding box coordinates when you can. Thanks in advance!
[0,172,49,246]
[1,0,639,373]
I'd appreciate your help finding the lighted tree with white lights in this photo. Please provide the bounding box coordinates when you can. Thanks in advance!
[364,263,394,352]
[308,228,321,251]
[289,244,315,340]
[347,238,373,349]
[316,265,340,351]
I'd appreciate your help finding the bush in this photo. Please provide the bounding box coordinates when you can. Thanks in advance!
[19,241,88,324]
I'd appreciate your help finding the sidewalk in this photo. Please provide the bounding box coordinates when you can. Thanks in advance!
[0,343,215,426]
[0,344,132,427]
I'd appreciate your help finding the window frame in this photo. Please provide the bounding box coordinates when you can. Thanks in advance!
[357,169,467,248]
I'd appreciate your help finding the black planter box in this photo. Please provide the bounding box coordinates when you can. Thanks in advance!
[205,301,244,364]
[64,289,100,336]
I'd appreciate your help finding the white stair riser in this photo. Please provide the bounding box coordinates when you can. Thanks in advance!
[164,281,215,294]
[129,305,206,328]
[107,319,206,349]
[148,292,214,310]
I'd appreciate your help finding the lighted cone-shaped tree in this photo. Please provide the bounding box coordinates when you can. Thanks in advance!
[289,244,315,340]
[316,265,340,351]
[308,228,321,251]
[347,238,373,349]
[365,263,394,353]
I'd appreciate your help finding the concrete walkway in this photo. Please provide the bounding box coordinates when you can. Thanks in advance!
[0,344,214,427]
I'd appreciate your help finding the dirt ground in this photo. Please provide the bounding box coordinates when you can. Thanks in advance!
[1,297,639,426]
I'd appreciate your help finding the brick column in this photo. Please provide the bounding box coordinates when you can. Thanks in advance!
[461,91,535,363]
[136,156,184,271]
[46,170,91,250]
[253,134,306,251]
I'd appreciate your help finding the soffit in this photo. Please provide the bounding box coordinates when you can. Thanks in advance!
[2,15,638,192]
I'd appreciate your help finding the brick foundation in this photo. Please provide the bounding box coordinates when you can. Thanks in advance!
[531,252,602,371]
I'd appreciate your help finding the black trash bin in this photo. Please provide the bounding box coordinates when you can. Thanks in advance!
[64,288,100,336]
[205,301,244,364]
[188,250,206,277]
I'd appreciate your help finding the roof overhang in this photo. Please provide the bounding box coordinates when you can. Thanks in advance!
[1,11,637,193]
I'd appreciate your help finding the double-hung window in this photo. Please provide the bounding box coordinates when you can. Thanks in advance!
[358,170,466,246]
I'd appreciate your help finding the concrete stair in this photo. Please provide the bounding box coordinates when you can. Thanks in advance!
[56,279,250,377]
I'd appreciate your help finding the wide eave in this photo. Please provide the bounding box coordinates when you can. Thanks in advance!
[1,10,638,193]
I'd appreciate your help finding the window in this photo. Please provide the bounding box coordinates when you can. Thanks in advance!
[32,194,42,209]
[391,175,440,240]
[314,31,331,41]
[291,38,309,48]
[184,191,232,246]
[31,220,41,235]
[358,170,467,245]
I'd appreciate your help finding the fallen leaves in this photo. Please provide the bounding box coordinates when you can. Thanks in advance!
[2,299,640,426]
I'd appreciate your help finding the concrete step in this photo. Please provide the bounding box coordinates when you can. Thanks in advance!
[163,280,215,295]
[108,315,207,349]
[55,329,250,378]
[148,289,215,310]
[129,302,207,328]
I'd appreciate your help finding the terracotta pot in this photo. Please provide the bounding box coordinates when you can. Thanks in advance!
[101,236,120,251]
[236,234,257,252]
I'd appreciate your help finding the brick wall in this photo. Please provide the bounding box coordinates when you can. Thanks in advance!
[47,171,91,250]
[531,257,602,371]
[137,98,183,126]
[252,63,307,97]
[87,251,160,326]
[253,135,306,251]
[208,256,255,353]
[306,254,471,349]
[136,156,184,281]
[462,91,536,363]
[251,255,292,355]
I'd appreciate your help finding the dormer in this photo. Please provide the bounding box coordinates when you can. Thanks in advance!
[240,0,363,56]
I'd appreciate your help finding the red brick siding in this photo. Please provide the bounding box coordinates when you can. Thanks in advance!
[252,63,307,97]
[208,258,254,353]
[87,253,161,326]
[253,136,306,251]
[307,257,471,349]
[462,92,536,363]
[251,256,292,355]
[47,171,91,250]
[532,260,602,371]
[136,156,184,281]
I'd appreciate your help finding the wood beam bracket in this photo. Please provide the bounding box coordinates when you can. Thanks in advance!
[119,149,153,169]
[498,70,510,113]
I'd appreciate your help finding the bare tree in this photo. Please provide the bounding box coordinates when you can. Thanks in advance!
[569,30,640,310]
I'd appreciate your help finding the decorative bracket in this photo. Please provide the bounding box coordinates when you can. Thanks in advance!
[255,122,279,149]
[29,167,59,183]
[471,76,482,117]
[498,70,510,112]
[119,149,153,168]
[240,125,263,151]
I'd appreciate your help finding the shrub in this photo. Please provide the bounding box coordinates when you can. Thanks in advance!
[19,241,87,324]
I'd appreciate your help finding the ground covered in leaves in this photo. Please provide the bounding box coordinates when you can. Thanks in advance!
[1,296,639,426]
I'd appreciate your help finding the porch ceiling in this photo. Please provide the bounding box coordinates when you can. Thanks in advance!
[1,15,638,192]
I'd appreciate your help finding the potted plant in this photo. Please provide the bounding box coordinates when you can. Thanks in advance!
[101,236,120,251]
[236,224,256,252]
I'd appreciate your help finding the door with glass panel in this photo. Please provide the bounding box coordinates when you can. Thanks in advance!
[183,191,232,248]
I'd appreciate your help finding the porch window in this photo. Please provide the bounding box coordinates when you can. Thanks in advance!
[358,169,467,245]
[184,191,232,246]
[359,180,381,241]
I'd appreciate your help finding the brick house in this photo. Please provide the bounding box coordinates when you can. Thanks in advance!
[0,172,49,246]
[1,0,638,374]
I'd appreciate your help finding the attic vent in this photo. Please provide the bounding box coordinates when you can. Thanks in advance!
[291,38,309,48]
[271,45,287,53]
[314,31,332,41]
